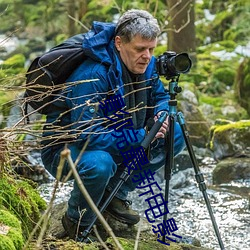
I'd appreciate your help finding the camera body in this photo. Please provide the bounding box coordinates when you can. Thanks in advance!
[156,51,192,79]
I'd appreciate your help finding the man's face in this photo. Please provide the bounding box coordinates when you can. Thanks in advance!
[115,35,157,74]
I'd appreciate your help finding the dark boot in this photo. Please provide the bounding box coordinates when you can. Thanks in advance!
[104,195,140,225]
[61,213,98,242]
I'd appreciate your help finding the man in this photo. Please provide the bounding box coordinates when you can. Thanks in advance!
[41,9,185,241]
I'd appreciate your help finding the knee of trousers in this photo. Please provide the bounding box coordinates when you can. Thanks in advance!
[77,150,117,182]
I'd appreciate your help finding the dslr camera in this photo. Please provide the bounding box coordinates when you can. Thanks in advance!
[156,51,192,79]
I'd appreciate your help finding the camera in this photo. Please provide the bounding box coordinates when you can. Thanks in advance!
[156,51,192,79]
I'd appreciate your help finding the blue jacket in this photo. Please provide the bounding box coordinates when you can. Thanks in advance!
[44,21,170,155]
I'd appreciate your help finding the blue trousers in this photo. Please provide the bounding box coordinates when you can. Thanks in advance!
[41,123,185,226]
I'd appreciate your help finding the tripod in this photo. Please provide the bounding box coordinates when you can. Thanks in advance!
[82,77,225,250]
[149,77,225,249]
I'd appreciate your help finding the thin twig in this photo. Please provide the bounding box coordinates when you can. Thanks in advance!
[61,148,124,250]
[93,225,110,250]
[68,14,90,31]
[134,219,142,250]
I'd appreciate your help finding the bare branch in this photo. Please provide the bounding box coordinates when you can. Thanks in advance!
[63,148,124,250]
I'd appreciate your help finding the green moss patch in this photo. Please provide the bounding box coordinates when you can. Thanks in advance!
[0,209,23,250]
[0,174,47,239]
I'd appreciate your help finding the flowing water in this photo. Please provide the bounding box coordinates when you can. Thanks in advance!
[38,156,250,250]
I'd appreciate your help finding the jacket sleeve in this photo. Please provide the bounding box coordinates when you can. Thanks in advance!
[65,61,146,155]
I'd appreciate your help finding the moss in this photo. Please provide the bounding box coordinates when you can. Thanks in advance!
[199,95,224,107]
[0,209,24,249]
[212,120,250,133]
[106,237,206,250]
[209,120,250,151]
[0,174,47,239]
[0,209,21,229]
[7,228,24,249]
[217,40,237,51]
[0,235,16,250]
[213,67,235,86]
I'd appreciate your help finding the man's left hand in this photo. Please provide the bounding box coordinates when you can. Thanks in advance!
[154,111,169,139]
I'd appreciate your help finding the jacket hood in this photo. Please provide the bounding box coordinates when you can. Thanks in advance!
[82,21,116,65]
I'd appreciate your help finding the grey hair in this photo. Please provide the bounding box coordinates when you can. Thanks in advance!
[115,9,160,43]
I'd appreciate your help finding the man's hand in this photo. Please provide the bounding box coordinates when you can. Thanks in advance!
[154,111,169,139]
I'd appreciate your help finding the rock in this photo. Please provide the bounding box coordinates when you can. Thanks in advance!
[179,100,211,148]
[209,120,250,160]
[213,157,250,184]
[170,168,193,189]
[44,202,212,250]
[181,89,199,105]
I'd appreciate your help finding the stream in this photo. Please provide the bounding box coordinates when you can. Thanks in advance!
[38,155,250,250]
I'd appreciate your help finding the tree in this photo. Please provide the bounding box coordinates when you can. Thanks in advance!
[166,0,196,62]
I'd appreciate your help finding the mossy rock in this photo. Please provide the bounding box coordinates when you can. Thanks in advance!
[0,209,24,250]
[106,237,211,250]
[209,120,250,160]
[0,174,47,239]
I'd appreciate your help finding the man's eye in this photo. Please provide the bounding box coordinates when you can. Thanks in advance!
[136,48,144,52]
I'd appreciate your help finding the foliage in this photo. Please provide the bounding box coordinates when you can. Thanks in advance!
[0,54,26,88]
[197,0,250,46]
[234,57,250,115]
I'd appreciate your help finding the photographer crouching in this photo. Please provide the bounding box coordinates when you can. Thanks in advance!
[41,9,186,241]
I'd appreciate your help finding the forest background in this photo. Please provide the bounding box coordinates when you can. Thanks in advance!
[0,0,250,124]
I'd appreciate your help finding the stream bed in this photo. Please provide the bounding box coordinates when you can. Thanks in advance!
[38,157,250,250]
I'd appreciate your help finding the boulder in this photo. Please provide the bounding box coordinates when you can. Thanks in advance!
[43,201,212,250]
[179,100,211,148]
[213,157,250,184]
[209,119,250,160]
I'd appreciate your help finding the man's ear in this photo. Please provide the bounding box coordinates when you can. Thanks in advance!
[115,36,122,51]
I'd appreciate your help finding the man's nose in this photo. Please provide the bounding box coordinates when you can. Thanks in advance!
[142,49,151,59]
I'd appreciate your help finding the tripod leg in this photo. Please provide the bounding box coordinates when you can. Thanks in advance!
[81,167,131,240]
[162,113,175,243]
[177,112,225,250]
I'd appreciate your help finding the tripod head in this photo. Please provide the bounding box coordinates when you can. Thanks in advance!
[168,76,182,100]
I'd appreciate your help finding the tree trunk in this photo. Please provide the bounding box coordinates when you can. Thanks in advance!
[167,0,196,62]
[78,0,88,20]
[67,0,77,36]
